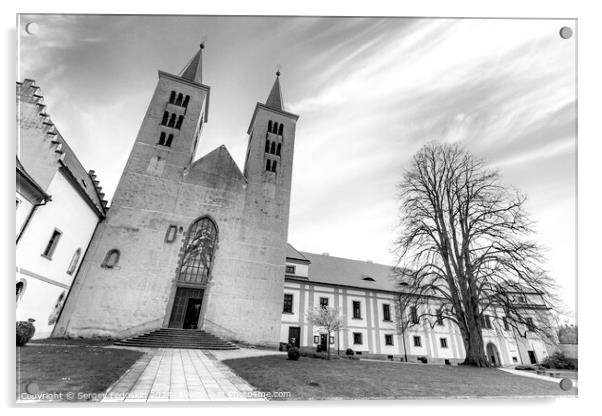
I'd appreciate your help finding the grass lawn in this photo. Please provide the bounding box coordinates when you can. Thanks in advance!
[17,341,143,402]
[223,355,576,400]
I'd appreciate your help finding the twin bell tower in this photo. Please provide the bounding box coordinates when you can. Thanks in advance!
[55,44,300,347]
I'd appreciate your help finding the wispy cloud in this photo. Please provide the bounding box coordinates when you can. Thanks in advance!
[18,16,576,316]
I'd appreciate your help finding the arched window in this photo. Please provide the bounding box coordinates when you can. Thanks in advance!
[276,143,282,156]
[177,217,218,284]
[166,134,174,147]
[265,139,270,153]
[169,91,176,104]
[175,93,183,106]
[168,113,177,127]
[270,142,276,154]
[278,124,284,135]
[176,115,184,129]
[271,160,277,173]
[266,159,272,171]
[268,120,273,132]
[66,248,82,275]
[101,249,120,269]
[16,280,26,303]
[273,122,279,134]
[183,95,190,108]
[161,111,169,126]
[158,132,166,146]
[48,291,66,325]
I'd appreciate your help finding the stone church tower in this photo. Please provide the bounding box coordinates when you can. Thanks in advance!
[54,45,299,347]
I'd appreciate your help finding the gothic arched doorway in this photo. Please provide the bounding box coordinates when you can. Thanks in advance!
[167,216,218,329]
[486,342,502,367]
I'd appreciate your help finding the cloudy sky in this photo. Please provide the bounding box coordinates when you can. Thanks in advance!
[18,15,576,318]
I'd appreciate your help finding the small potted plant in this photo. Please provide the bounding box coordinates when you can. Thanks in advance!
[16,318,36,346]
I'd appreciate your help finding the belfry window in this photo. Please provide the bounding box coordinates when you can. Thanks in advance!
[268,120,273,132]
[168,113,177,128]
[101,249,120,269]
[278,124,284,135]
[169,91,176,104]
[266,159,272,171]
[177,217,218,285]
[183,95,190,108]
[271,160,277,173]
[166,134,174,147]
[158,132,166,146]
[270,142,276,154]
[265,139,270,153]
[272,122,279,134]
[176,115,184,129]
[175,93,183,106]
[276,143,282,156]
[161,111,169,125]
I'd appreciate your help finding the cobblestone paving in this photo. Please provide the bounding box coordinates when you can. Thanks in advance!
[102,348,282,402]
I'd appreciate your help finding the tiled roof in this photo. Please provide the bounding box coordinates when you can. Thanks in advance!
[299,251,399,293]
[286,243,309,262]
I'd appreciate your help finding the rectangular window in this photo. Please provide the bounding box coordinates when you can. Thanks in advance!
[481,315,492,329]
[285,265,296,274]
[319,297,329,309]
[42,229,62,259]
[283,294,293,313]
[385,334,394,346]
[413,336,422,347]
[353,332,363,345]
[503,317,510,331]
[383,304,391,321]
[440,338,448,348]
[526,317,535,332]
[410,306,419,324]
[352,301,361,319]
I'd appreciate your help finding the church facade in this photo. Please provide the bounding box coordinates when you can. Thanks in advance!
[54,46,299,347]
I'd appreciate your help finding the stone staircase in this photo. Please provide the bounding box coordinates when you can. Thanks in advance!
[114,328,239,350]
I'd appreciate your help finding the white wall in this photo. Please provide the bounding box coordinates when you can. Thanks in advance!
[16,193,34,238]
[16,170,99,339]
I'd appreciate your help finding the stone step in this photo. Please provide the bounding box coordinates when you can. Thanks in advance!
[114,328,238,350]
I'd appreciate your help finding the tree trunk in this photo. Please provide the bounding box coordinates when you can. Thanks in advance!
[461,318,490,367]
[327,331,331,360]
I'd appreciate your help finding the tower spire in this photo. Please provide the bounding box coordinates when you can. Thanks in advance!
[265,70,283,111]
[178,42,204,84]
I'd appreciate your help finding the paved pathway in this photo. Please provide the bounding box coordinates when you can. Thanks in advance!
[102,348,283,402]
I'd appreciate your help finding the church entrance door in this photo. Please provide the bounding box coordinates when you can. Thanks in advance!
[183,298,203,329]
[168,287,204,329]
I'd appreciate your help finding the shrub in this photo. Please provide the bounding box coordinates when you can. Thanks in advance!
[287,346,300,360]
[345,348,354,356]
[540,352,576,370]
[16,319,36,346]
[515,364,536,371]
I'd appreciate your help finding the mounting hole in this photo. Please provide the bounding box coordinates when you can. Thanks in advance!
[559,26,573,39]
[25,22,39,35]
[559,378,573,391]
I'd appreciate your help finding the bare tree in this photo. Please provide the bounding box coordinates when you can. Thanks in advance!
[394,142,557,367]
[306,306,346,360]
